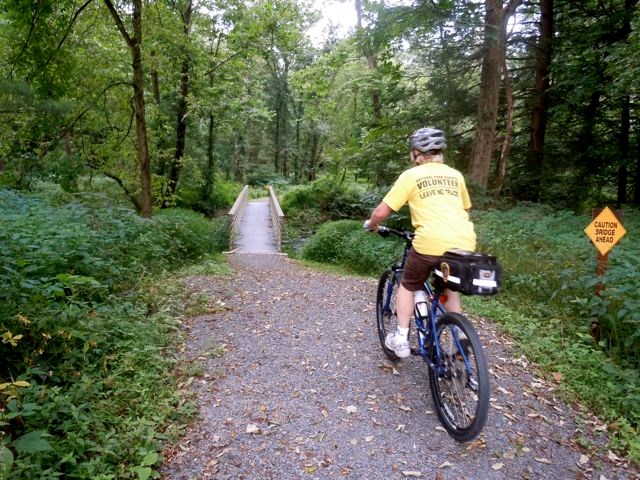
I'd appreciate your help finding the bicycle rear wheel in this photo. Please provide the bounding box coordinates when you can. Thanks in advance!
[376,268,400,360]
[428,312,489,442]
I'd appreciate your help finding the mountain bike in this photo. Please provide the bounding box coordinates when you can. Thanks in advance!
[375,226,490,442]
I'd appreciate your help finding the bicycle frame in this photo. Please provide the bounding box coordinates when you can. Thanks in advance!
[375,225,490,441]
[384,239,474,378]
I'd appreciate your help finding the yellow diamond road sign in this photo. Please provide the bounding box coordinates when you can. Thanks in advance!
[584,207,627,256]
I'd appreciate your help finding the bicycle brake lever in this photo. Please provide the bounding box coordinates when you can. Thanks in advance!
[377,226,390,237]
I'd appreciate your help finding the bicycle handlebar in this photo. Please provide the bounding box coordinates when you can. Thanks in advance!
[377,226,414,243]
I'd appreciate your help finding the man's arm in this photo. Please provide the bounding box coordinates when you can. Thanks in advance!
[364,202,394,231]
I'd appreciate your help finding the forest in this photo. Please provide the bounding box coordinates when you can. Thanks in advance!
[1,0,639,478]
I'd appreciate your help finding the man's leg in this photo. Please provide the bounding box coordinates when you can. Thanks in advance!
[384,284,414,358]
[396,284,414,329]
[442,289,462,313]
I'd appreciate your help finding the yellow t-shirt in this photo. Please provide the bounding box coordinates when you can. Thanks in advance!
[382,162,476,255]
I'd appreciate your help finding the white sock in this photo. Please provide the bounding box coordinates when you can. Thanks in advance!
[396,326,409,339]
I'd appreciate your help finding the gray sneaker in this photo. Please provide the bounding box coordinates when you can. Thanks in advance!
[385,333,410,358]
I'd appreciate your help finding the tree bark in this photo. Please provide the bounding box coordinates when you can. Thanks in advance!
[469,0,521,189]
[104,0,152,217]
[355,0,382,122]
[617,95,629,206]
[203,112,215,201]
[634,128,640,205]
[167,0,193,203]
[526,0,553,202]
[494,51,513,201]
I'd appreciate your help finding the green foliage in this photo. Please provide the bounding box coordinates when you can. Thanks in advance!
[471,204,640,460]
[301,220,403,275]
[154,208,230,257]
[0,188,228,478]
[281,177,411,254]
[282,177,379,220]
[176,178,243,217]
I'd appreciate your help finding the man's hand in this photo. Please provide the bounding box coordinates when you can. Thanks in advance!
[363,219,377,232]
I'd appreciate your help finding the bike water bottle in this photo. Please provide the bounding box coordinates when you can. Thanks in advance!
[414,290,429,318]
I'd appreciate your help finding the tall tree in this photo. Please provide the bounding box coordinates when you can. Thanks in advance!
[468,0,521,189]
[166,0,193,203]
[526,0,553,202]
[103,0,152,216]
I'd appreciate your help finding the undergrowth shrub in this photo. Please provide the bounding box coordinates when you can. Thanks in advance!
[301,220,403,275]
[176,178,242,216]
[0,188,227,478]
[281,177,411,254]
[281,177,378,220]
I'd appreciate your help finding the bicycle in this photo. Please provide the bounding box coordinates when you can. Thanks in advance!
[375,226,490,442]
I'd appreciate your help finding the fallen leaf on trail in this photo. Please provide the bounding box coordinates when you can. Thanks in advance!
[396,424,406,432]
[579,454,589,465]
[401,471,422,477]
[503,450,515,460]
[245,424,260,434]
[321,408,329,417]
[365,436,374,442]
[534,457,552,464]
[435,426,447,433]
[399,405,412,412]
[552,371,563,382]
[305,466,318,473]
[438,461,453,468]
[345,405,358,414]
[492,463,504,470]
[607,451,621,462]
[497,387,511,395]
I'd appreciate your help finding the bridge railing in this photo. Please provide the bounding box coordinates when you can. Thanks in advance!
[267,185,285,250]
[227,185,249,246]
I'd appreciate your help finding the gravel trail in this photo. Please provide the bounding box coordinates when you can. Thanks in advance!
[161,254,637,480]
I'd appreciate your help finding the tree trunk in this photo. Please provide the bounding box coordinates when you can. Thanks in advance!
[203,112,215,200]
[104,0,152,217]
[468,0,503,189]
[617,95,630,206]
[469,0,522,189]
[526,0,553,202]
[355,0,382,122]
[634,128,640,205]
[167,0,193,203]
[494,52,513,201]
[616,0,634,206]
[274,94,282,174]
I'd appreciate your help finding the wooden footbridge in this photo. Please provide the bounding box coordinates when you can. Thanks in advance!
[227,186,285,254]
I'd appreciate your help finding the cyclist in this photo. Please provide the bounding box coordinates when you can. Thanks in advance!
[363,127,476,358]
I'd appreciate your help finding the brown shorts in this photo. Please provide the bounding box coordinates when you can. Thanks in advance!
[400,248,440,291]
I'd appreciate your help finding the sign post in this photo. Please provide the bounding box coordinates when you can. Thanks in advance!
[584,206,626,295]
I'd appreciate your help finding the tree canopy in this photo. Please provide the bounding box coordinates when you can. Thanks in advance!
[1,0,638,213]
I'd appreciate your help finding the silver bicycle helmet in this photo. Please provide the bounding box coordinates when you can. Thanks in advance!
[409,127,446,152]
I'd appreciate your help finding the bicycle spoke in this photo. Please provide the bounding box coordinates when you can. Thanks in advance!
[428,313,489,442]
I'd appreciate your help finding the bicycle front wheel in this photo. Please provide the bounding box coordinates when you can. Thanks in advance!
[428,312,489,442]
[376,268,400,360]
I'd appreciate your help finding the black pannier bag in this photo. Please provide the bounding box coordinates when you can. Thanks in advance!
[433,249,501,295]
